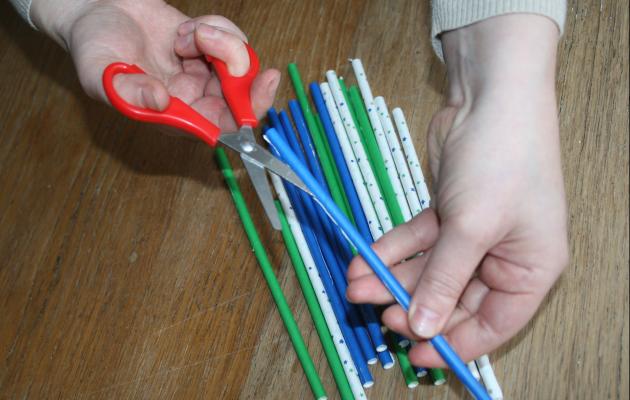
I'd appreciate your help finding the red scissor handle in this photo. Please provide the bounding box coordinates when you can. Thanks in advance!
[206,43,259,128]
[102,63,221,146]
[102,43,260,146]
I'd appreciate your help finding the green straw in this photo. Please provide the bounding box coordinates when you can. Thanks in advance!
[287,64,352,222]
[349,85,405,226]
[389,332,419,389]
[338,78,361,138]
[275,201,354,400]
[216,148,327,400]
[429,367,447,386]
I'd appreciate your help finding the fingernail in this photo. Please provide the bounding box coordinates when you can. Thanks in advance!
[197,23,220,40]
[175,33,192,49]
[178,20,195,36]
[141,88,158,110]
[267,76,279,96]
[409,304,440,338]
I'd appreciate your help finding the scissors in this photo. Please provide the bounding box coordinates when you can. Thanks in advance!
[102,43,308,230]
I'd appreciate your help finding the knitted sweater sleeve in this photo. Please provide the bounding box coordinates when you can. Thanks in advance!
[431,0,567,60]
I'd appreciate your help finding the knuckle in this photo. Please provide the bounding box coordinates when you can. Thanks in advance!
[422,272,465,302]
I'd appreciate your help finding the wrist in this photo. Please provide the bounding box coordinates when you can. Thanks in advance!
[31,0,100,49]
[441,14,560,109]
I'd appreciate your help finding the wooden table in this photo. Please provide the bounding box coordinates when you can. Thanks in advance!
[1,1,627,398]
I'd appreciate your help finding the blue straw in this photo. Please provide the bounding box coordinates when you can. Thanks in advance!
[264,119,374,386]
[286,103,354,263]
[377,349,395,370]
[265,127,491,400]
[308,82,373,243]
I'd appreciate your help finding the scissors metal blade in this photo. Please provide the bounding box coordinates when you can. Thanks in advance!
[240,153,281,230]
[218,128,311,195]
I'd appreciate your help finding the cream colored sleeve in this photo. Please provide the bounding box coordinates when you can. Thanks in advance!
[431,0,567,60]
[9,0,36,28]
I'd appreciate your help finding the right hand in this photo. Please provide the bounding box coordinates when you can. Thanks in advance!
[31,0,280,131]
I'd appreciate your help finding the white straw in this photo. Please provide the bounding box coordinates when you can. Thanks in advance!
[467,361,482,381]
[375,97,423,216]
[351,59,413,222]
[320,82,384,240]
[392,107,431,210]
[476,355,503,400]
[272,175,367,400]
[326,70,393,235]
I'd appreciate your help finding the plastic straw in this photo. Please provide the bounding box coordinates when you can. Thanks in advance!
[350,59,413,222]
[375,96,423,216]
[348,85,406,225]
[414,366,428,378]
[326,70,393,234]
[392,107,431,209]
[216,148,327,400]
[264,128,491,400]
[476,355,504,400]
[320,82,384,240]
[272,176,367,399]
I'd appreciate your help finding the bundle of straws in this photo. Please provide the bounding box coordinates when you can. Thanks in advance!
[216,60,503,400]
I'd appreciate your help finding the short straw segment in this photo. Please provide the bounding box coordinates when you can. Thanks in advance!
[392,107,431,209]
[264,128,492,400]
[272,175,367,399]
[216,148,327,400]
[275,200,355,400]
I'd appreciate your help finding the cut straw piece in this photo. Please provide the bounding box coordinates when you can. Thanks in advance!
[375,96,423,216]
[320,82,384,240]
[476,355,504,400]
[216,148,326,400]
[392,107,431,210]
[272,175,370,397]
[275,200,354,400]
[326,70,393,235]
[350,59,413,222]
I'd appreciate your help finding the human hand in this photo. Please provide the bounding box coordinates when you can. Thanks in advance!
[31,0,280,132]
[346,14,569,367]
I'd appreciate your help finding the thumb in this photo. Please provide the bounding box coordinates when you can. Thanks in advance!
[112,72,170,111]
[408,219,488,338]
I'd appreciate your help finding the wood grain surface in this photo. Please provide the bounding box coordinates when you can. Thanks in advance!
[0,1,628,399]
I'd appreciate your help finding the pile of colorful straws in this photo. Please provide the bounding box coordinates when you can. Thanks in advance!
[216,60,503,400]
